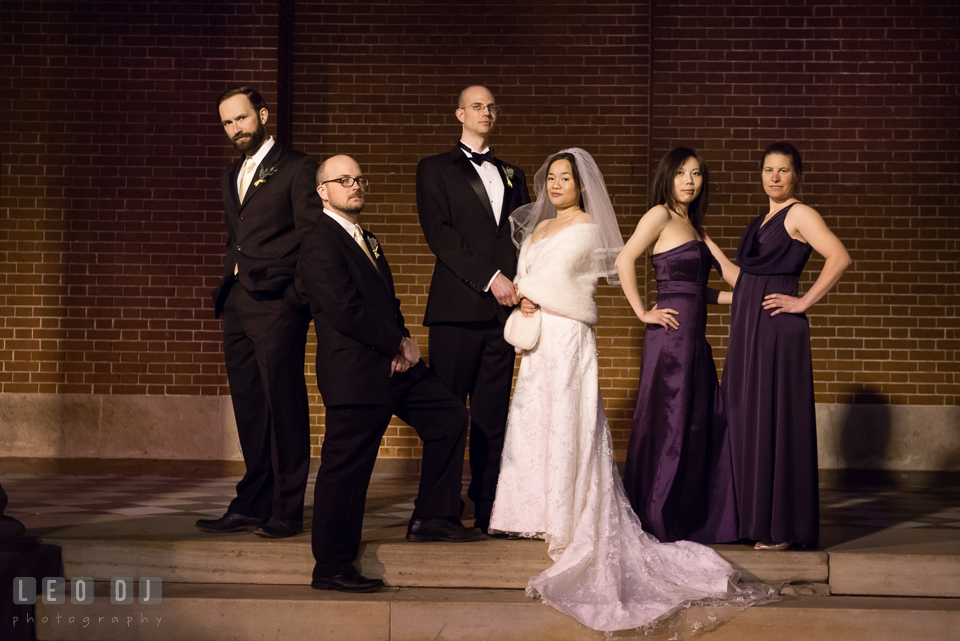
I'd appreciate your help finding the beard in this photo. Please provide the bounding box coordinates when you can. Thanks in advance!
[232,120,266,154]
[337,196,364,215]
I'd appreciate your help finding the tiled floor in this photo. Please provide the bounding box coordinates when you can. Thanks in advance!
[3,473,959,535]
[0,474,422,533]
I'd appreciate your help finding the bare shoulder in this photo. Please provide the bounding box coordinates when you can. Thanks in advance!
[641,204,670,222]
[786,202,824,224]
[637,204,671,230]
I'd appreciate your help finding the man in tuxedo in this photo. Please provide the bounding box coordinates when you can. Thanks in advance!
[301,155,482,593]
[416,85,530,533]
[196,87,321,539]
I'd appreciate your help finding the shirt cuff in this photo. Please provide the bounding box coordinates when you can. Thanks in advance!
[483,270,501,292]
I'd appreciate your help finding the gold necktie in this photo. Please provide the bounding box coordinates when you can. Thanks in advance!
[353,225,378,267]
[238,158,256,202]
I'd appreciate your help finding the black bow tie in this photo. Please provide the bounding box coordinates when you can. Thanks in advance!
[460,143,496,167]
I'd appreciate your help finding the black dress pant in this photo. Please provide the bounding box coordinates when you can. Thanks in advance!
[222,282,311,522]
[427,321,515,530]
[311,366,468,578]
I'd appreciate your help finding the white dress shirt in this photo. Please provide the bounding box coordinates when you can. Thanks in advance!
[460,140,505,292]
[235,136,276,194]
[460,141,504,224]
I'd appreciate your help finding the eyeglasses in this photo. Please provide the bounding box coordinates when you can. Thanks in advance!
[322,176,370,189]
[464,103,500,114]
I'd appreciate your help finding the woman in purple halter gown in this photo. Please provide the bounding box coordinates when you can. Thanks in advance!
[616,148,737,544]
[706,142,851,550]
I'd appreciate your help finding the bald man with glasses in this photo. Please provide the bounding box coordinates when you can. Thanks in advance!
[299,155,483,593]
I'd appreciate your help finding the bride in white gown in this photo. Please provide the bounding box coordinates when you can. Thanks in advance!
[489,148,774,632]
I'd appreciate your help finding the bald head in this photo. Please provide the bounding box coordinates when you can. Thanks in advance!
[317,154,360,186]
[458,85,493,109]
[316,155,366,221]
[456,86,497,149]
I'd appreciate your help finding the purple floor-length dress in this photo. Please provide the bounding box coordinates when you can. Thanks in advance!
[723,202,819,547]
[624,240,738,544]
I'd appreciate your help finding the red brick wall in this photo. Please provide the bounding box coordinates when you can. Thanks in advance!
[2,1,957,462]
[648,0,960,407]
[292,0,653,455]
[0,1,276,396]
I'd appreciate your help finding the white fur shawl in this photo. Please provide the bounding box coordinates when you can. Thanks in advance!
[515,223,599,326]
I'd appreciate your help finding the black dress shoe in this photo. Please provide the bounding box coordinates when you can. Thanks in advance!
[406,517,484,542]
[254,518,304,539]
[311,569,384,593]
[195,512,265,533]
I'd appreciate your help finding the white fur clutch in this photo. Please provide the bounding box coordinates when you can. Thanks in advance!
[503,307,541,352]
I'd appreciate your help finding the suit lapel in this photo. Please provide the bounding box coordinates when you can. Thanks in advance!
[228,158,244,211]
[331,219,389,290]
[451,149,497,225]
[363,230,391,289]
[240,143,284,210]
[495,163,514,228]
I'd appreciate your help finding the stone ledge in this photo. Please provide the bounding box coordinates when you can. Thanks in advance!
[38,517,827,590]
[828,529,960,597]
[32,584,960,641]
[3,394,958,475]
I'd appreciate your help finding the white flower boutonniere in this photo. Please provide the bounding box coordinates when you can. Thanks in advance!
[503,166,515,188]
[367,236,381,259]
[253,166,278,187]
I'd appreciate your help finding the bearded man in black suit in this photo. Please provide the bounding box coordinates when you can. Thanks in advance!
[300,155,482,593]
[416,85,530,533]
[196,87,320,539]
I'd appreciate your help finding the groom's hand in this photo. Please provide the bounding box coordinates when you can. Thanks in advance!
[490,273,519,307]
[400,336,421,366]
[390,352,410,376]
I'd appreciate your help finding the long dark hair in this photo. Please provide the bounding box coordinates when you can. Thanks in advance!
[547,152,586,210]
[649,147,709,235]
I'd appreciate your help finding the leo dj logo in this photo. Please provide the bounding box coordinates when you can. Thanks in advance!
[13,577,162,605]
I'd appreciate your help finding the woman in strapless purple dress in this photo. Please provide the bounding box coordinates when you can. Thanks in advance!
[705,142,851,550]
[616,148,737,544]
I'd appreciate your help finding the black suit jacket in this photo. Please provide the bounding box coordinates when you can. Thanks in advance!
[299,213,427,406]
[416,146,530,325]
[213,142,323,317]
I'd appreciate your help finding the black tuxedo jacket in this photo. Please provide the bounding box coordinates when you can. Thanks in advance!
[416,146,530,325]
[213,142,323,317]
[299,213,427,406]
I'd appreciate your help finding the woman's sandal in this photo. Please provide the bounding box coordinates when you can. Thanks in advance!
[754,541,792,550]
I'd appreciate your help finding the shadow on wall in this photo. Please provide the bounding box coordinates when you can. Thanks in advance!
[838,386,893,487]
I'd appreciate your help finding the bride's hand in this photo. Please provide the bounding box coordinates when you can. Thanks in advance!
[640,303,679,330]
[520,297,540,317]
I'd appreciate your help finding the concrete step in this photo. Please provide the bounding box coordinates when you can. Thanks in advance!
[32,582,960,641]
[39,516,827,590]
[827,528,960,597]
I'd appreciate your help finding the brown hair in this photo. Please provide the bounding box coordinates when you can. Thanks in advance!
[217,86,267,113]
[761,141,803,176]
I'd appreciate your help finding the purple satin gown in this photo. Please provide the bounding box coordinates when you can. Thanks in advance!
[723,202,819,547]
[624,240,738,544]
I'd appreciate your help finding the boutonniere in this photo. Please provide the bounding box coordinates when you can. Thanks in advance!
[253,166,278,187]
[367,236,381,259]
[503,166,514,188]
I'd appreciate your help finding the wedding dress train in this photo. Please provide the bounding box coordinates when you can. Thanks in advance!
[490,229,773,632]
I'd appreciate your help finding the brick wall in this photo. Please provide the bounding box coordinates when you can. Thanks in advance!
[292,0,652,455]
[648,0,959,408]
[2,0,957,463]
[0,0,276,396]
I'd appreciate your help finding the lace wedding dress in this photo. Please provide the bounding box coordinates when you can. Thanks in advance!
[490,233,774,633]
